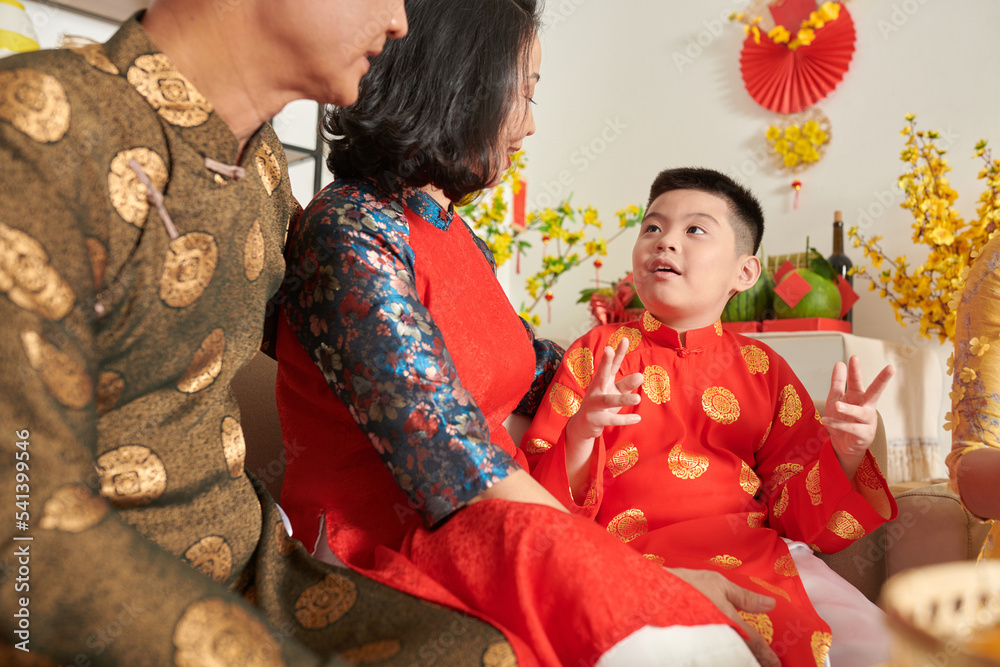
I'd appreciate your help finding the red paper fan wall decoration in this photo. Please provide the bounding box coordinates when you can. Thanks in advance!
[740,4,856,114]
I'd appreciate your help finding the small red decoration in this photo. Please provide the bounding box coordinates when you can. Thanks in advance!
[594,259,603,288]
[791,180,802,209]
[773,270,812,309]
[774,260,798,284]
[835,275,860,318]
[739,4,856,114]
[512,179,527,231]
[545,290,554,323]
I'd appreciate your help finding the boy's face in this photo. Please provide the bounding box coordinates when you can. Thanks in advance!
[632,189,760,331]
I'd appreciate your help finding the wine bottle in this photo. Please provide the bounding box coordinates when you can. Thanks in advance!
[828,210,853,323]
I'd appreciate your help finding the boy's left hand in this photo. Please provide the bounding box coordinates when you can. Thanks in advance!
[821,355,895,480]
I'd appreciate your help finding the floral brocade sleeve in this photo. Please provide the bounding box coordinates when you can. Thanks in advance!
[281,184,520,527]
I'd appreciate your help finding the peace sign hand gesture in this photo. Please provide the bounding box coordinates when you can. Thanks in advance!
[821,355,895,480]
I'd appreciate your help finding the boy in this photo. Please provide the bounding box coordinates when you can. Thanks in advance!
[523,167,897,667]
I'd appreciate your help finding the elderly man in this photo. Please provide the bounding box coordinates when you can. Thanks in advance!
[0,1,526,664]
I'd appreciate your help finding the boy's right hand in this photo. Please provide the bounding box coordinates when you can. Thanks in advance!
[565,338,644,447]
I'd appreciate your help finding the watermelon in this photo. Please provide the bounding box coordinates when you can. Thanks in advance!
[773,268,841,319]
[722,271,775,322]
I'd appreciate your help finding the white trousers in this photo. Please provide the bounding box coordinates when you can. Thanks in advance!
[596,624,760,667]
[786,539,890,667]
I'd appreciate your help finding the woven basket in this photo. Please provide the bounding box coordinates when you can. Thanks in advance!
[882,562,1000,666]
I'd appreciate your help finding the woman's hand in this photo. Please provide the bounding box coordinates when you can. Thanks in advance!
[667,568,779,667]
[821,355,894,481]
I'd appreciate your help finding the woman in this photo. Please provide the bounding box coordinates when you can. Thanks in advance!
[274,1,777,665]
[948,233,1000,559]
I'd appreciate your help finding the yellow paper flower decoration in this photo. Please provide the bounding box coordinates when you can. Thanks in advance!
[765,108,832,173]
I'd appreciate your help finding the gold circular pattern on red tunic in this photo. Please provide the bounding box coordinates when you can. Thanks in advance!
[127,54,212,127]
[184,535,233,583]
[607,443,639,477]
[811,631,833,667]
[739,460,761,496]
[751,576,791,602]
[709,554,742,570]
[159,232,219,308]
[177,328,226,394]
[668,443,709,480]
[806,462,822,506]
[220,416,246,479]
[96,445,167,507]
[815,408,822,421]
[747,512,766,528]
[757,421,772,452]
[243,219,266,282]
[642,365,671,404]
[39,484,109,533]
[607,326,642,354]
[739,611,774,644]
[0,222,75,321]
[20,330,92,409]
[857,454,884,491]
[108,147,168,226]
[702,386,740,424]
[714,320,723,336]
[741,344,769,375]
[255,142,282,196]
[524,438,553,455]
[774,553,797,577]
[564,347,594,389]
[339,640,402,665]
[827,510,865,540]
[482,641,517,667]
[0,68,70,143]
[779,384,803,427]
[71,44,118,75]
[294,573,359,630]
[770,463,804,489]
[607,508,648,543]
[641,310,661,332]
[548,382,582,418]
[96,370,124,416]
[773,486,790,517]
[643,553,666,566]
[85,237,108,290]
[173,598,285,667]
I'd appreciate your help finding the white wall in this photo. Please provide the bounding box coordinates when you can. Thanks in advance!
[522,0,1000,358]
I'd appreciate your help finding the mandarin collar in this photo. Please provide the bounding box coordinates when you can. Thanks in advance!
[638,310,725,353]
[102,12,247,164]
[401,187,454,231]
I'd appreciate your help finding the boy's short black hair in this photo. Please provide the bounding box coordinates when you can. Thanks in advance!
[647,167,764,255]
[323,0,543,203]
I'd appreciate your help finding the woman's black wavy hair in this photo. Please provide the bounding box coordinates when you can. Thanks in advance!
[323,0,543,203]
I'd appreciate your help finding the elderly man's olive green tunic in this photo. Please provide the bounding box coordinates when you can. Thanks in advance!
[0,16,509,667]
